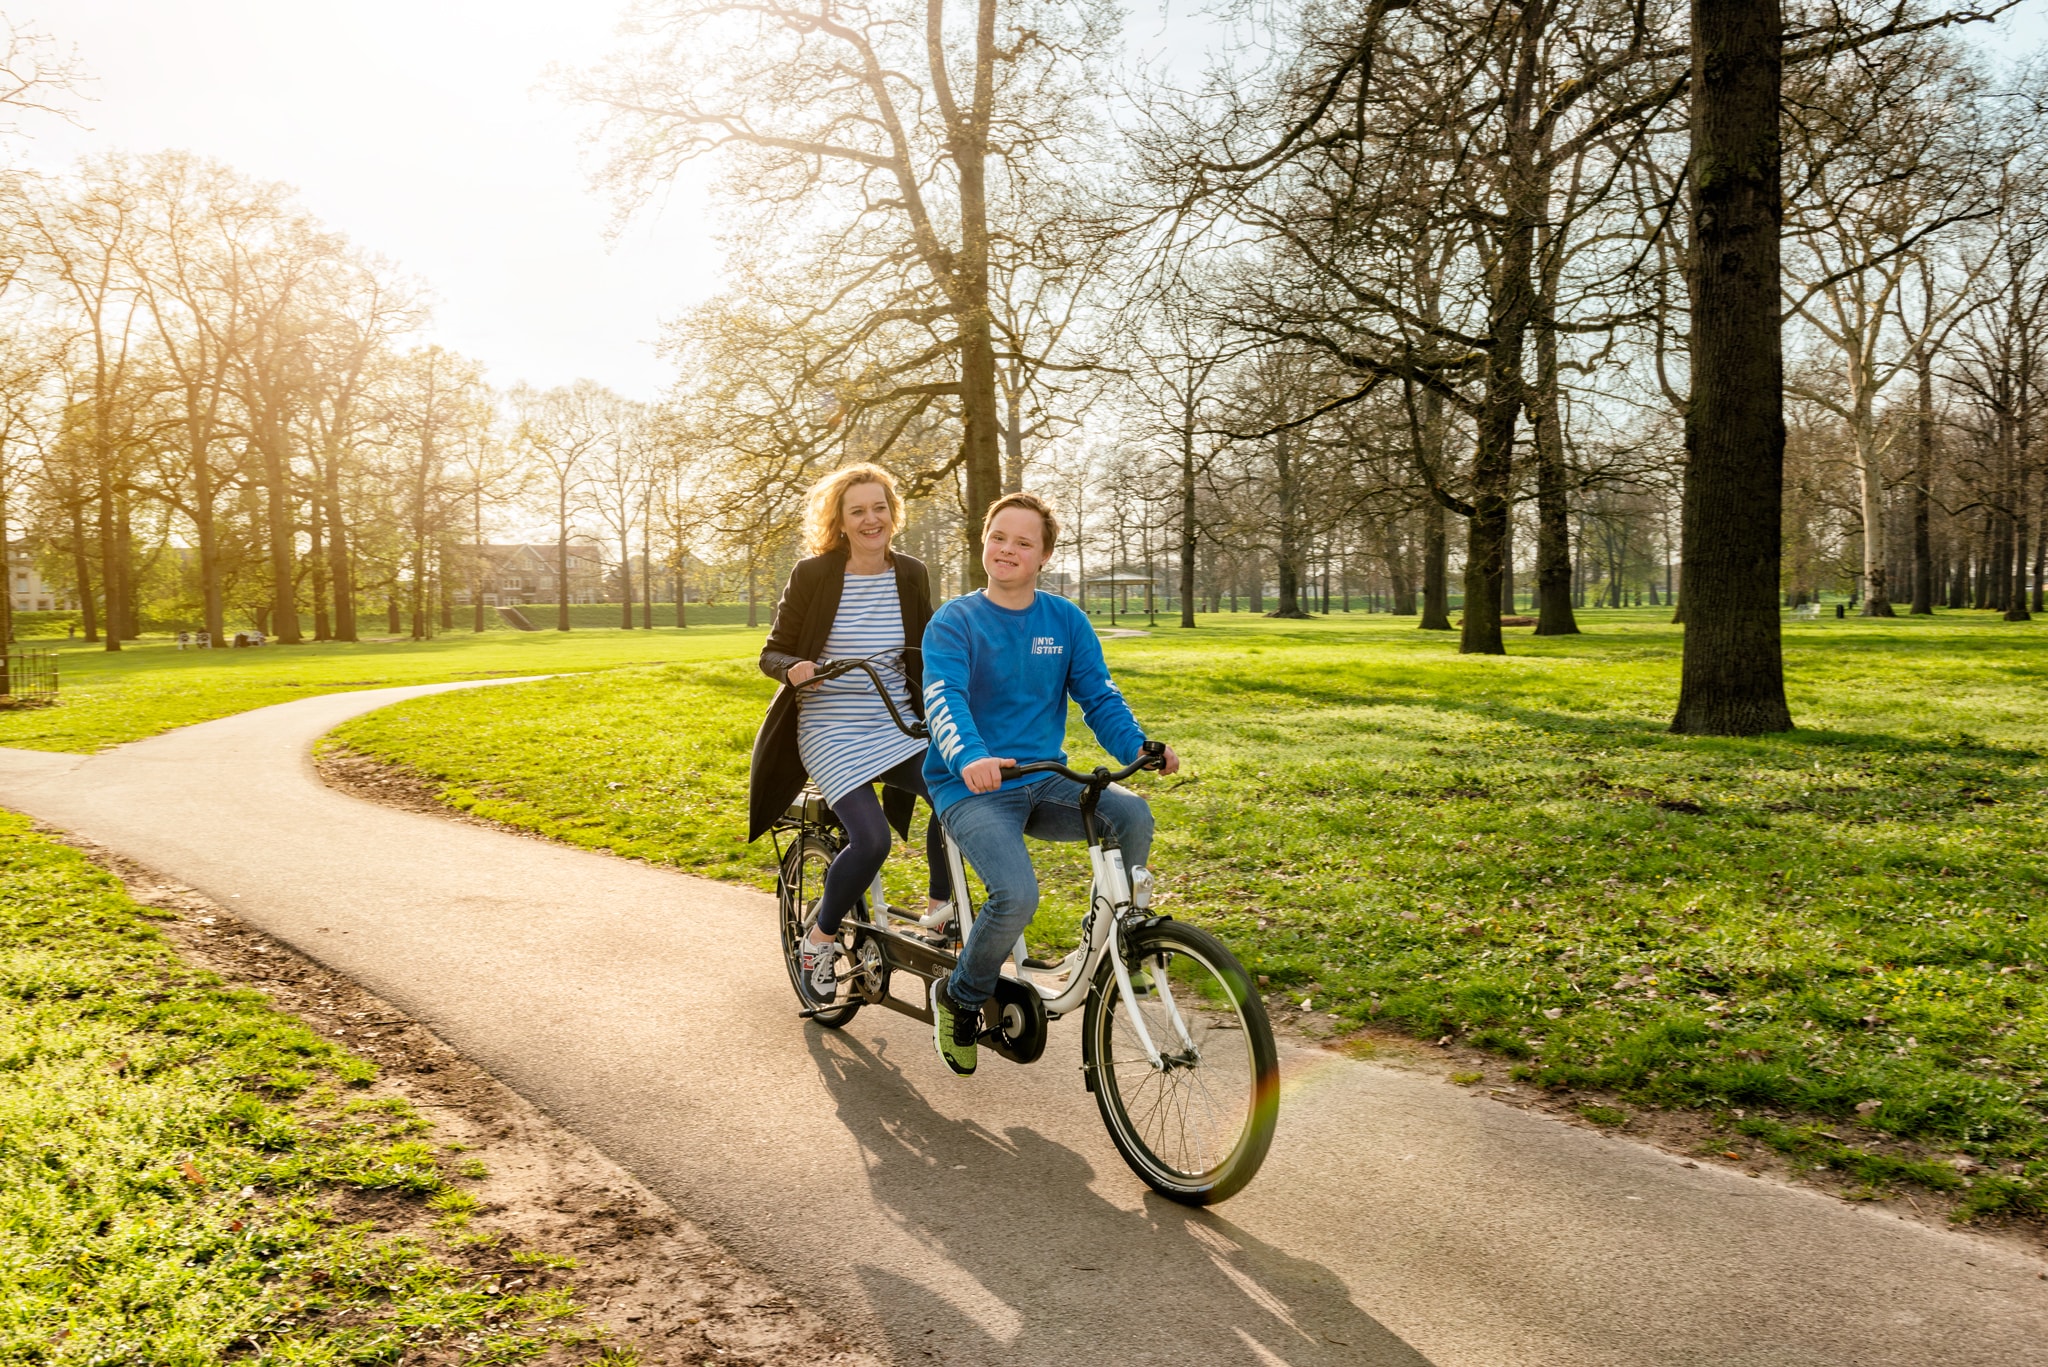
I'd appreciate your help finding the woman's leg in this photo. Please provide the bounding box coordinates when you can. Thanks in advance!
[812,784,891,937]
[874,754,952,903]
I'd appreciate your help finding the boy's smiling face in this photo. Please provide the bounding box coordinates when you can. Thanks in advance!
[983,507,1050,593]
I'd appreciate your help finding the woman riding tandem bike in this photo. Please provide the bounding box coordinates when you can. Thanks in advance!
[751,486,1279,1203]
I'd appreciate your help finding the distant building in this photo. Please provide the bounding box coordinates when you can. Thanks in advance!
[7,541,73,613]
[453,543,608,606]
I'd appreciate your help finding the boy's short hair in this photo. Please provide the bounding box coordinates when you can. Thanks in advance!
[982,491,1060,553]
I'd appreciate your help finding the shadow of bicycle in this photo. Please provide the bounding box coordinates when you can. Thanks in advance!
[805,1028,1433,1367]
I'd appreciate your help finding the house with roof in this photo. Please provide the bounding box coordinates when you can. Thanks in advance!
[453,543,608,606]
[8,541,74,613]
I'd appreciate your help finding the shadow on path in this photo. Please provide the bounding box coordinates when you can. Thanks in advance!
[806,1029,1431,1367]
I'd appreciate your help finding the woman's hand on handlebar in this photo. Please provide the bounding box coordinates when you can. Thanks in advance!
[786,660,818,687]
[963,756,1013,794]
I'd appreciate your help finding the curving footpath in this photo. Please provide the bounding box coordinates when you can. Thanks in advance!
[3,682,2046,1367]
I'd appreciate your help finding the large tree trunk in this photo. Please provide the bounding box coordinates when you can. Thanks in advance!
[1911,345,1935,614]
[1270,430,1310,617]
[1853,395,1894,616]
[1420,496,1452,630]
[260,429,301,644]
[1002,380,1026,495]
[619,527,635,629]
[642,518,655,629]
[2034,497,2046,613]
[2008,465,2033,622]
[1458,0,1544,656]
[195,467,225,646]
[1178,416,1198,628]
[1532,325,1580,635]
[324,461,357,643]
[1671,0,1794,735]
[69,500,97,642]
[0,485,12,654]
[952,1,1003,590]
[96,483,122,651]
[556,485,572,632]
[117,497,141,640]
[309,496,331,641]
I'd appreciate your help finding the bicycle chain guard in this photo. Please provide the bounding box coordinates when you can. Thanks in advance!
[983,974,1049,1065]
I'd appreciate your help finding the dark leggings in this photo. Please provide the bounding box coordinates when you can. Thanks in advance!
[815,754,952,936]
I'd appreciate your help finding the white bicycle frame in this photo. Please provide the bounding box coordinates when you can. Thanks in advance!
[868,817,1198,1071]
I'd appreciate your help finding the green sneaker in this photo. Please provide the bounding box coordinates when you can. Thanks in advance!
[930,980,978,1076]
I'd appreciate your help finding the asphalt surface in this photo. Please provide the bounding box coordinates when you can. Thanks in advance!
[4,682,2046,1367]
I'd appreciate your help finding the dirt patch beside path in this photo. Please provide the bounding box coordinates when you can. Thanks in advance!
[56,826,884,1367]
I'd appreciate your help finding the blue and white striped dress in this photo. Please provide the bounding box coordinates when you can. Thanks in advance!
[797,571,928,805]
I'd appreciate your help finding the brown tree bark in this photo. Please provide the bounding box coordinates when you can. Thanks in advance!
[1671,0,1794,735]
[1532,314,1580,635]
[1911,343,1936,614]
[1268,428,1310,618]
[1459,0,1545,657]
[1419,495,1452,631]
[96,482,122,650]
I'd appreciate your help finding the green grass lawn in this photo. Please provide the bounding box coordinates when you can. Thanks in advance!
[332,607,2048,1216]
[0,813,595,1364]
[0,627,760,753]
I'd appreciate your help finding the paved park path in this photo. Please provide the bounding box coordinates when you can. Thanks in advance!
[3,682,2046,1367]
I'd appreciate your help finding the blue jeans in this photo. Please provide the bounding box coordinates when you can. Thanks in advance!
[940,775,1154,1011]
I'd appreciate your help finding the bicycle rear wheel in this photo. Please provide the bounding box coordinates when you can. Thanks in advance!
[778,832,870,1029]
[1084,919,1278,1205]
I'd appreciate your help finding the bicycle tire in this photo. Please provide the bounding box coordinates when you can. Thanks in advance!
[778,832,866,1028]
[1084,919,1279,1205]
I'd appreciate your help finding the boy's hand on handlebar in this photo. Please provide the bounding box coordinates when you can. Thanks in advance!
[963,756,1012,794]
[786,660,818,687]
[1156,743,1180,776]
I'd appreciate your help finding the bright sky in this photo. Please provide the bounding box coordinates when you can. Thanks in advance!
[23,0,716,400]
[20,0,2045,408]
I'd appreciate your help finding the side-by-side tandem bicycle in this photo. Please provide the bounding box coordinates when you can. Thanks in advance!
[769,655,1279,1205]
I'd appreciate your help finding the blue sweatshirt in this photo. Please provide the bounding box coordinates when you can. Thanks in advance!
[920,590,1148,815]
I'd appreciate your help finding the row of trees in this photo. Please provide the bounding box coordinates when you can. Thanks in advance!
[0,143,803,645]
[567,0,2046,734]
[9,5,2044,740]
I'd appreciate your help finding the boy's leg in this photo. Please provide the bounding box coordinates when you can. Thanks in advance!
[938,786,1037,1011]
[1021,780,1154,869]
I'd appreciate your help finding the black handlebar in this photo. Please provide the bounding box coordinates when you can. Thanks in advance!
[1000,740,1167,789]
[795,656,928,740]
[794,657,1168,790]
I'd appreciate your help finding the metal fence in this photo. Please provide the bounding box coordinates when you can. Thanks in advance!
[0,649,58,707]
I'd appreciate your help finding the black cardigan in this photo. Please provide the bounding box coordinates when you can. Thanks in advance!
[746,548,934,842]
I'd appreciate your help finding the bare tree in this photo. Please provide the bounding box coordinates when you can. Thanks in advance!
[575,0,1117,582]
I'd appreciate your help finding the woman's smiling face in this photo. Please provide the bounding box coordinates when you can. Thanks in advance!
[840,482,895,557]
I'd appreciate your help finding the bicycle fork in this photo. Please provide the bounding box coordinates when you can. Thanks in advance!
[1088,843,1198,1071]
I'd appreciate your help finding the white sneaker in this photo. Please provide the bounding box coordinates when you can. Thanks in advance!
[798,933,839,1000]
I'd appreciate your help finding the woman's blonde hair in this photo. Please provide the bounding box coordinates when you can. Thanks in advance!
[802,463,904,557]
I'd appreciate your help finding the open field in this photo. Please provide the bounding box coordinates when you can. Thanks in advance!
[0,627,759,752]
[0,812,595,1365]
[331,607,2048,1214]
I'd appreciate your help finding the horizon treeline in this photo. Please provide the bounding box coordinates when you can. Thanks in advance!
[2,4,2045,660]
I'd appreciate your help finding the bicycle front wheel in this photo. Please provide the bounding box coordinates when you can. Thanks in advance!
[1085,919,1279,1205]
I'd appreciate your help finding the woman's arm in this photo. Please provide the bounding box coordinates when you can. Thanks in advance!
[760,563,816,684]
